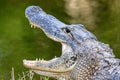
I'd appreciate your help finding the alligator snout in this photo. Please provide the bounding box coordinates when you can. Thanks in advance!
[25,6,45,18]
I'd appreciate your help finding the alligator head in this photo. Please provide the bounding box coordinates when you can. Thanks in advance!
[23,6,100,79]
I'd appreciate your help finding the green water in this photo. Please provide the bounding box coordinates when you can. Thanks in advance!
[0,0,120,80]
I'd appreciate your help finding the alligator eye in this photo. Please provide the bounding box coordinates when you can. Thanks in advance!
[71,56,77,61]
[62,28,71,33]
[65,28,71,33]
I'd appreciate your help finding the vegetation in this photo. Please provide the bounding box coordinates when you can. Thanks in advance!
[10,68,50,80]
[0,0,119,80]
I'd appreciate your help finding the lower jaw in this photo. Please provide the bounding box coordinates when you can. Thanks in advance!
[23,59,75,73]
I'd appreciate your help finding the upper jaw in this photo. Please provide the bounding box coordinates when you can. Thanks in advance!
[25,6,70,43]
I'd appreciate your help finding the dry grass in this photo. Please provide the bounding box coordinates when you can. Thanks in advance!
[10,68,50,80]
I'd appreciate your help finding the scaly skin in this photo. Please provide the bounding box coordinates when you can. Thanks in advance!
[23,6,120,80]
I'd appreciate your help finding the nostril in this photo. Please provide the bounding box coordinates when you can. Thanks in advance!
[25,6,45,18]
[25,6,39,13]
[31,7,40,12]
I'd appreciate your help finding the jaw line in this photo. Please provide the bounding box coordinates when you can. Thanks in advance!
[23,59,76,73]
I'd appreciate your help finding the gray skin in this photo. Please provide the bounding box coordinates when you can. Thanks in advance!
[23,6,120,80]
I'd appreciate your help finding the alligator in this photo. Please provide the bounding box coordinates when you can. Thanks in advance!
[23,6,120,80]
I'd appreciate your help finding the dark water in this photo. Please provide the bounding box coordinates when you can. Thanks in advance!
[0,0,120,80]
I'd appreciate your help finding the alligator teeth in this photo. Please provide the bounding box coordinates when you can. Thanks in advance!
[39,58,41,61]
[41,58,44,61]
[35,58,47,61]
[36,58,38,61]
[30,23,37,28]
[31,24,33,28]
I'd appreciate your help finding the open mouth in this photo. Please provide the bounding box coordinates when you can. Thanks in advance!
[24,6,77,74]
[23,39,76,73]
[23,24,76,73]
[23,23,76,73]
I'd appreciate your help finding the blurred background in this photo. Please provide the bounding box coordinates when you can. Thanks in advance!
[0,0,120,80]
